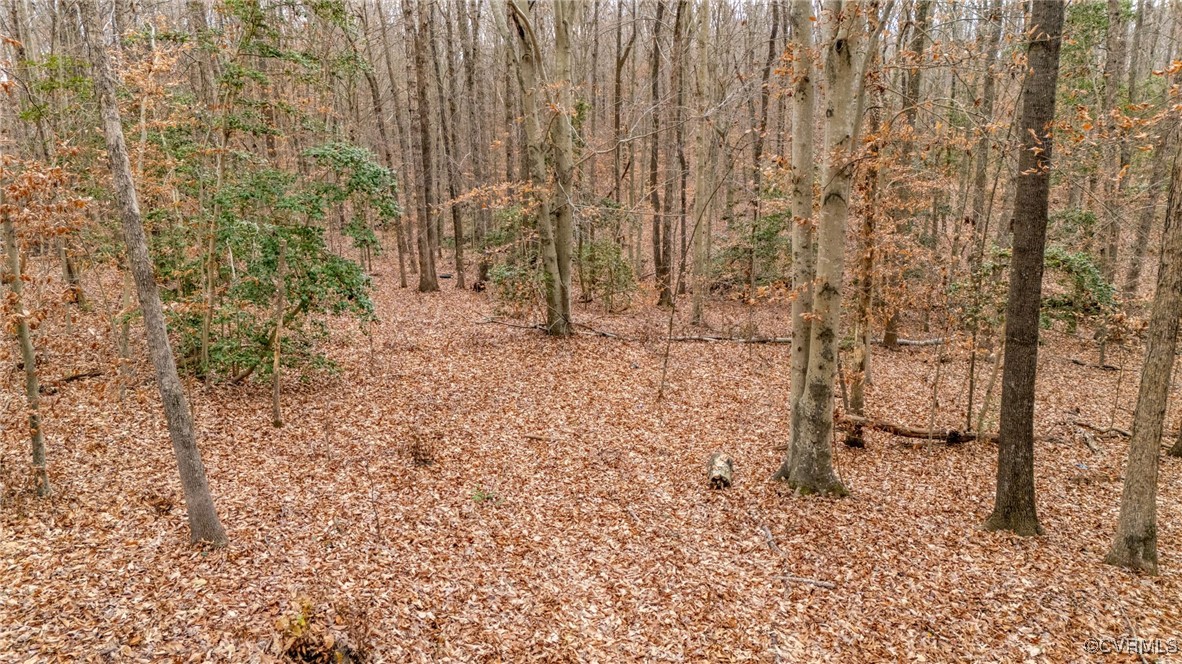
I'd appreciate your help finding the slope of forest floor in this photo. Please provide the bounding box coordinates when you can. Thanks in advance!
[2,272,1181,663]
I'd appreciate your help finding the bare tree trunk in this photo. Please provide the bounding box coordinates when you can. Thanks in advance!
[1105,149,1182,574]
[649,1,671,306]
[3,213,49,497]
[550,0,579,322]
[774,0,817,483]
[672,0,689,295]
[1123,10,1176,300]
[405,0,439,292]
[459,0,491,281]
[747,1,779,294]
[1099,0,1129,284]
[776,0,864,496]
[690,0,716,326]
[429,5,466,289]
[613,1,635,206]
[80,0,227,546]
[970,0,1002,231]
[508,0,570,336]
[271,239,286,428]
[360,2,407,289]
[985,0,1065,537]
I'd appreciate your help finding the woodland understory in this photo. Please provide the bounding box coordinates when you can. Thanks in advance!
[1,275,1181,662]
[3,0,1182,661]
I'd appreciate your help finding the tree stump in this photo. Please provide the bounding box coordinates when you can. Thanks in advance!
[707,453,733,489]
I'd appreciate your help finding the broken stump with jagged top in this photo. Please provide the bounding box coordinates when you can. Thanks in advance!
[707,452,734,489]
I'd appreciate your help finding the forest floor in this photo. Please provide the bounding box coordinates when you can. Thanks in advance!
[2,269,1181,663]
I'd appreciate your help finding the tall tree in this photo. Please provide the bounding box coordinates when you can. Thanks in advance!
[774,0,878,495]
[985,0,1066,537]
[649,1,671,306]
[773,0,816,482]
[508,0,571,335]
[78,0,227,545]
[690,0,718,326]
[549,0,579,324]
[405,0,439,292]
[1098,0,1129,285]
[1106,147,1182,574]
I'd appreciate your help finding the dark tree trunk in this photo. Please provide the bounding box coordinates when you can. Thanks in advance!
[1105,148,1182,575]
[985,0,1065,537]
[405,0,438,292]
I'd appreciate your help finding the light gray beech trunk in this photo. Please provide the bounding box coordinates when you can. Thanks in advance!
[690,0,718,327]
[78,0,227,546]
[776,0,865,496]
[773,0,817,484]
[549,0,578,327]
[1106,148,1182,574]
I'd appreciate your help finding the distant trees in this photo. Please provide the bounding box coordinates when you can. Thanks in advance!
[0,0,1176,562]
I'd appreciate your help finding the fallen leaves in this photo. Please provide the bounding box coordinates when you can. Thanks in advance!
[0,276,1180,662]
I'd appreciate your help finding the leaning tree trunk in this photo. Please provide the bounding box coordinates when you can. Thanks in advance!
[985,0,1065,537]
[1106,149,1182,574]
[3,211,50,497]
[79,0,227,546]
[777,0,859,496]
[508,0,568,336]
[773,0,817,483]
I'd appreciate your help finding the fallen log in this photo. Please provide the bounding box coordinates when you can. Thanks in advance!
[668,335,792,344]
[873,337,945,347]
[841,415,997,444]
[40,368,104,394]
[1071,358,1119,371]
[707,452,734,489]
[1073,421,1131,437]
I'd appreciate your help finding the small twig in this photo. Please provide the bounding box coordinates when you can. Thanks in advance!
[1109,590,1151,664]
[360,460,384,544]
[1071,358,1119,371]
[758,523,784,556]
[1074,420,1131,438]
[39,368,104,394]
[476,317,547,332]
[782,574,838,590]
[751,516,837,590]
